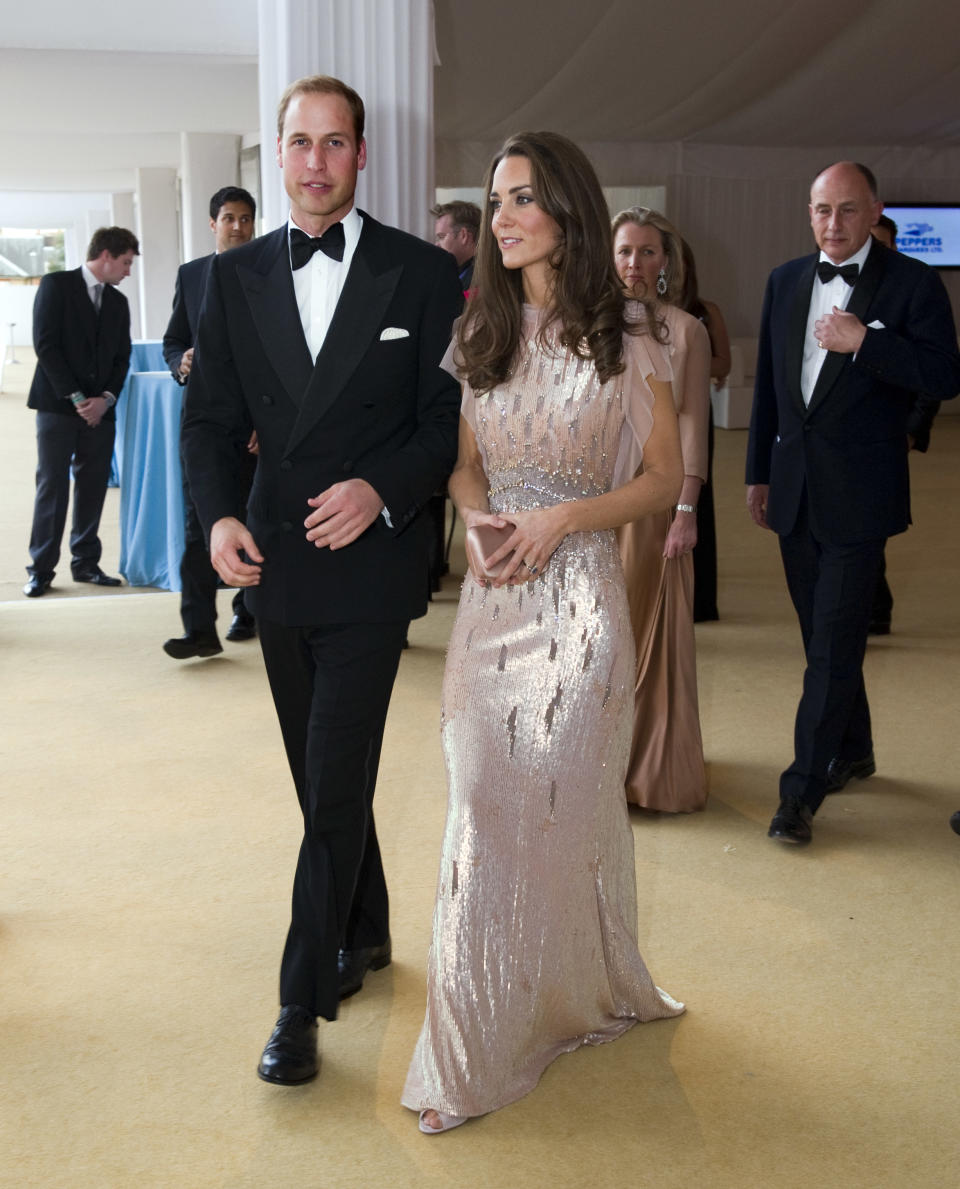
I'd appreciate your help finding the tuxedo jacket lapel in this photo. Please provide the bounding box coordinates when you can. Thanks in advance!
[807,240,885,415]
[285,220,402,456]
[237,228,313,408]
[786,257,816,415]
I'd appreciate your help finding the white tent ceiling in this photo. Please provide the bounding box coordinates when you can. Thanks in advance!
[2,0,960,194]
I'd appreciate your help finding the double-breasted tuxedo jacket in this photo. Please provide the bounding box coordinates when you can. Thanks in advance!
[182,216,463,626]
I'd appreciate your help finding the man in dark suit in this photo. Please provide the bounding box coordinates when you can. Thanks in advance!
[24,226,139,597]
[746,161,960,846]
[431,199,480,294]
[162,185,258,659]
[182,75,461,1084]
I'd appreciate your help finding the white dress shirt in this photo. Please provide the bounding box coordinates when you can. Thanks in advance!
[80,262,103,310]
[801,237,873,405]
[288,205,362,361]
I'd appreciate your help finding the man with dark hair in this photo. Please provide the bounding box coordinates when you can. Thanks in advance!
[746,161,960,846]
[24,227,139,596]
[162,185,258,658]
[431,200,480,291]
[182,75,461,1084]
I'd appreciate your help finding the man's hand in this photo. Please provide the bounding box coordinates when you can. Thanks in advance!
[209,517,263,585]
[75,396,108,427]
[747,483,771,530]
[814,306,867,355]
[305,479,384,550]
[178,347,195,380]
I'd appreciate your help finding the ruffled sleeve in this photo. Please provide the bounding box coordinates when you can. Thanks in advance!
[613,321,673,488]
[441,333,487,467]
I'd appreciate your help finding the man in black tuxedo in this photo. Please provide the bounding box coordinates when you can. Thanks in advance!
[746,162,960,846]
[24,226,139,597]
[182,75,461,1084]
[162,185,258,659]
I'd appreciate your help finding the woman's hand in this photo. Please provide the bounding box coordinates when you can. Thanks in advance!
[484,504,571,589]
[462,507,509,585]
[663,508,698,559]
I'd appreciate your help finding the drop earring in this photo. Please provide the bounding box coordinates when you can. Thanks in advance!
[656,267,668,297]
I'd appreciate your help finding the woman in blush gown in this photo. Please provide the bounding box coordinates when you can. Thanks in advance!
[402,133,686,1134]
[612,208,710,813]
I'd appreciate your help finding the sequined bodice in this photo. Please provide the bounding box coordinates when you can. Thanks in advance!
[471,330,625,516]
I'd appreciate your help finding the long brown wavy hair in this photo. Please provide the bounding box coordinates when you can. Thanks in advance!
[458,132,654,395]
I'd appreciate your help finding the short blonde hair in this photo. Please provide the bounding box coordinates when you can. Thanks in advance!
[276,75,365,143]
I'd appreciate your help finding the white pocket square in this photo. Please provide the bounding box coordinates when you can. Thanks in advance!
[867,320,886,329]
[380,327,409,341]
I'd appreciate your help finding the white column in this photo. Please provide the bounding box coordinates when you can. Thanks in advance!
[110,191,143,340]
[134,167,180,339]
[179,132,243,262]
[257,0,436,238]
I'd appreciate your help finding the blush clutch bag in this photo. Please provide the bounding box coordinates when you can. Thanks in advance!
[465,523,514,579]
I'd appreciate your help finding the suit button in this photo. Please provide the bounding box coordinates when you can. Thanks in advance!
[261,394,273,405]
[281,521,293,532]
[280,459,292,471]
[342,460,353,472]
[803,424,811,432]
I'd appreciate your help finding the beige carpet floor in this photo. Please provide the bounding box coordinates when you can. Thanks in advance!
[1,353,958,1188]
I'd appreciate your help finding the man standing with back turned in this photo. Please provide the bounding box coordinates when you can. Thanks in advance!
[746,162,960,846]
[181,75,461,1084]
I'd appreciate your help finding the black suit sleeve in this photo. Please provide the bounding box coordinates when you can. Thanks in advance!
[32,274,84,399]
[103,292,132,398]
[745,273,779,485]
[906,393,940,452]
[163,266,192,383]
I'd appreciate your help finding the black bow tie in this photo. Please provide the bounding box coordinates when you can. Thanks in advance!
[290,224,345,268]
[817,261,859,285]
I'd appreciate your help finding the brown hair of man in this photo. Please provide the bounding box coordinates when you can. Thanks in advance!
[86,227,140,261]
[430,200,481,241]
[276,74,365,142]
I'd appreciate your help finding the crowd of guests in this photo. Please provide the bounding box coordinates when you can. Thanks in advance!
[20,71,960,1135]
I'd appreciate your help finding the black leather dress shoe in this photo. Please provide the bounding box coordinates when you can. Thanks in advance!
[162,631,223,659]
[72,565,121,587]
[257,1005,318,1085]
[338,939,392,999]
[825,751,876,793]
[768,797,813,845]
[226,612,256,642]
[24,574,53,597]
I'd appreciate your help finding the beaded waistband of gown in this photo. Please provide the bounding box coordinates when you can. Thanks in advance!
[487,465,609,512]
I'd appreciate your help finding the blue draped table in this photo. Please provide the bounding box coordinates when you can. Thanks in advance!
[117,372,185,591]
[130,339,167,372]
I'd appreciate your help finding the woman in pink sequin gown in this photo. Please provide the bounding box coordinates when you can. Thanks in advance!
[402,133,686,1134]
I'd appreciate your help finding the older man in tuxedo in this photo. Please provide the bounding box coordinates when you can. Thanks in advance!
[24,226,139,596]
[182,75,461,1084]
[162,185,258,659]
[746,161,960,846]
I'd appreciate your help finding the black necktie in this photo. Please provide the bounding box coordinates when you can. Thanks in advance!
[817,261,859,285]
[290,224,345,268]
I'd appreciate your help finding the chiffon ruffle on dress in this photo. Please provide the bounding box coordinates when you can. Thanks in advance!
[402,309,684,1121]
